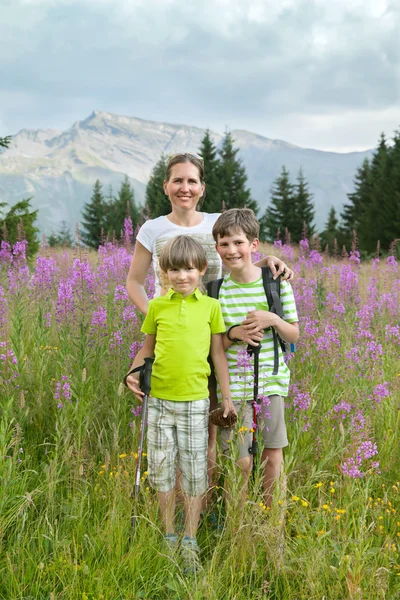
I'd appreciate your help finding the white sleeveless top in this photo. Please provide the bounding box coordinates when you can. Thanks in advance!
[136,213,222,297]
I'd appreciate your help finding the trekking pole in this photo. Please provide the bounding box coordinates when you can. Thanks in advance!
[246,342,261,477]
[125,356,154,537]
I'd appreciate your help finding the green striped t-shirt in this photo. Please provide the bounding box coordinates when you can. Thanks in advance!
[217,274,298,401]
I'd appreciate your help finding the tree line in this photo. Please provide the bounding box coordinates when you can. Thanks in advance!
[2,128,400,255]
[80,130,316,247]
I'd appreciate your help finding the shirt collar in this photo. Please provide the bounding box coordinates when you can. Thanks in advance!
[165,288,203,300]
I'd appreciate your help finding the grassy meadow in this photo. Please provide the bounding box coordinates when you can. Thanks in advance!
[0,236,399,600]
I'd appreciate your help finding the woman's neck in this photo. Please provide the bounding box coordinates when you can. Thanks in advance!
[167,208,204,227]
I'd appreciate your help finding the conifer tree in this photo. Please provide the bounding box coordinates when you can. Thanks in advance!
[0,198,39,256]
[198,130,222,212]
[259,167,295,242]
[106,176,140,238]
[48,221,74,247]
[341,131,400,253]
[0,135,11,150]
[340,157,372,249]
[145,154,171,218]
[320,207,340,252]
[292,168,315,242]
[81,180,107,248]
[361,134,393,252]
[217,131,258,213]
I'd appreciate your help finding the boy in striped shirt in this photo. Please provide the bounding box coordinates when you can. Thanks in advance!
[212,209,299,505]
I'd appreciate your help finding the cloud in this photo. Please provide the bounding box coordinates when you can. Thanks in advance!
[0,0,399,150]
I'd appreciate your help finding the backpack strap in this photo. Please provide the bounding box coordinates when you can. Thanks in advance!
[207,278,224,299]
[261,267,285,375]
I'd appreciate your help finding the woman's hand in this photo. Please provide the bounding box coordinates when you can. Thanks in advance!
[264,256,294,281]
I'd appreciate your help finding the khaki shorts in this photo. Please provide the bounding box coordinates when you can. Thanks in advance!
[220,395,288,459]
[147,397,209,496]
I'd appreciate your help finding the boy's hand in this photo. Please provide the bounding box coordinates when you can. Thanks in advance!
[266,256,294,281]
[222,397,237,418]
[227,324,263,346]
[242,310,278,331]
[125,375,144,402]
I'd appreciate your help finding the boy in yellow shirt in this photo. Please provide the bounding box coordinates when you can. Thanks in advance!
[126,235,235,574]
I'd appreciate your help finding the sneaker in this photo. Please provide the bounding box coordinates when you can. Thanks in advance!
[163,533,179,556]
[180,536,202,576]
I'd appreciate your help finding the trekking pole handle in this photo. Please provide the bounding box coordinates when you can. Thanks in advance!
[140,357,154,397]
[246,341,262,356]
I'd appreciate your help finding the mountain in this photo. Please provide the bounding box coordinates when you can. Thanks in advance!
[0,110,373,234]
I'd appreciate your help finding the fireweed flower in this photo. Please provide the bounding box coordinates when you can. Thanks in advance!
[91,307,107,328]
[56,279,74,323]
[299,238,309,254]
[71,258,96,297]
[30,256,59,297]
[339,264,360,303]
[324,292,346,316]
[109,330,124,352]
[131,405,142,417]
[7,241,30,294]
[0,342,20,386]
[114,285,128,303]
[341,438,380,478]
[54,375,72,403]
[0,286,8,327]
[236,347,253,370]
[0,240,13,265]
[315,324,341,353]
[385,324,400,343]
[386,255,398,273]
[122,306,137,326]
[349,250,361,265]
[129,340,144,360]
[369,382,390,404]
[124,217,134,245]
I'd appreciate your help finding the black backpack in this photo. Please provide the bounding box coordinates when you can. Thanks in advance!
[207,267,292,375]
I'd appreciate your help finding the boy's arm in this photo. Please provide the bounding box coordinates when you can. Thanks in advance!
[254,255,294,281]
[125,334,156,401]
[241,311,299,344]
[210,333,237,418]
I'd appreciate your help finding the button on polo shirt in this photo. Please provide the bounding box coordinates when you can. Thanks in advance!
[141,288,225,401]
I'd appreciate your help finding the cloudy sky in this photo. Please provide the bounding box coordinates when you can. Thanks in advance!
[1,0,399,152]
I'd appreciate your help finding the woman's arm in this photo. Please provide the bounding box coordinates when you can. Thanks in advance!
[254,255,294,281]
[126,241,153,315]
[125,334,156,401]
[210,334,237,418]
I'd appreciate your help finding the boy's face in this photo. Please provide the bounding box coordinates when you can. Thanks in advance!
[166,265,206,297]
[215,230,259,272]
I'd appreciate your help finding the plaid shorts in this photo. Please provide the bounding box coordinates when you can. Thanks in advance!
[147,397,209,496]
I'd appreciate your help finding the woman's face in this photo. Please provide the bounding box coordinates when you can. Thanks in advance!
[163,162,205,212]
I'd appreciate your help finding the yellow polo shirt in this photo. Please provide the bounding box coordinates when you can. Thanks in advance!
[141,288,225,401]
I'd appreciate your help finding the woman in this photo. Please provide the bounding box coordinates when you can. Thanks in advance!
[126,152,294,497]
[127,152,293,308]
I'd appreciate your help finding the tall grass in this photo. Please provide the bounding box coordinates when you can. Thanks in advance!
[0,236,399,599]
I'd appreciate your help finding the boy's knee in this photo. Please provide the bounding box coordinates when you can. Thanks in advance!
[262,448,283,468]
